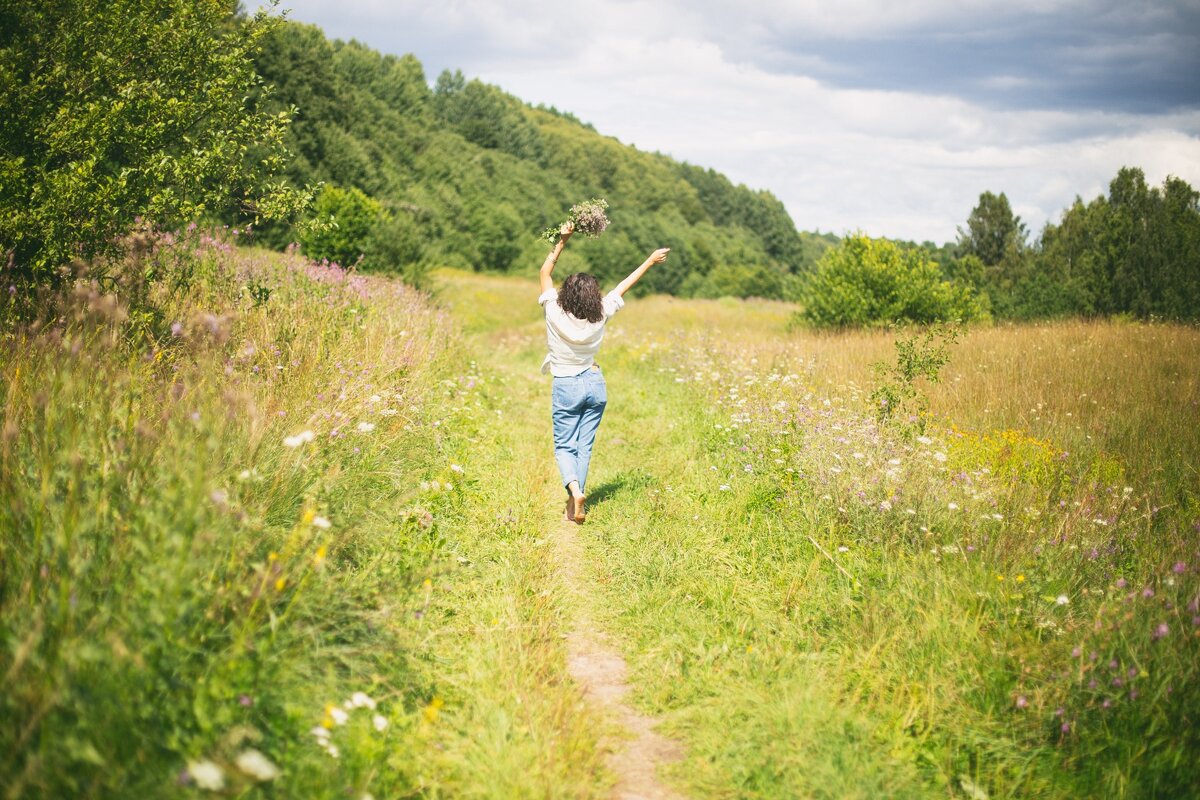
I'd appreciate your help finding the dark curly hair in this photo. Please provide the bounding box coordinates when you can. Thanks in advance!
[557,273,604,323]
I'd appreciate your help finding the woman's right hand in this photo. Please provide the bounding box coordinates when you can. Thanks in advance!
[648,248,670,264]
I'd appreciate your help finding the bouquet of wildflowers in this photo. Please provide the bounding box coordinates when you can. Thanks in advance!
[541,198,609,243]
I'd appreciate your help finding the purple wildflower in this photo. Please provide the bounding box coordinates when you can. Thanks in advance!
[1116,578,1127,589]
[1153,622,1169,640]
[1173,561,1187,574]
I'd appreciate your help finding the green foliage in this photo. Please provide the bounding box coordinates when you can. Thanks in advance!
[800,234,987,328]
[869,322,962,433]
[299,185,382,266]
[247,21,817,294]
[364,205,429,287]
[0,0,310,280]
[947,170,1200,321]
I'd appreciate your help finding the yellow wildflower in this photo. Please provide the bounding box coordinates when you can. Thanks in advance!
[1016,575,1026,583]
[275,577,286,591]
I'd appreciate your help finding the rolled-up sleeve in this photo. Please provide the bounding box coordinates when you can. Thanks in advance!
[601,290,625,318]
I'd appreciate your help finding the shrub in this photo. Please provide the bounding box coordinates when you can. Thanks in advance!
[0,0,309,281]
[299,185,382,266]
[800,234,987,328]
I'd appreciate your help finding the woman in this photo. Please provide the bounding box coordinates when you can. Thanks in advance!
[538,221,670,523]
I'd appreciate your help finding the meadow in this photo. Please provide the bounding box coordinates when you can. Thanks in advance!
[1,242,1197,798]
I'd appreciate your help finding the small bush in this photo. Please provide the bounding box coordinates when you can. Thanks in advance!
[800,234,987,328]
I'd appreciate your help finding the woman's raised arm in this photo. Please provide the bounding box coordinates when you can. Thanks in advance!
[539,222,574,294]
[612,248,670,298]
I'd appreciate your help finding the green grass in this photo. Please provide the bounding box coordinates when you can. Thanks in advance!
[3,254,1197,798]
[438,267,1199,798]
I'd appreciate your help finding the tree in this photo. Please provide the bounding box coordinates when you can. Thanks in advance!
[957,191,1027,267]
[0,0,308,280]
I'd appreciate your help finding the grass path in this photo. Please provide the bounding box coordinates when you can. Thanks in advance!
[428,269,689,797]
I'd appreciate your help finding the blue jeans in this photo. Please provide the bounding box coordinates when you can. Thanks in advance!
[551,366,607,494]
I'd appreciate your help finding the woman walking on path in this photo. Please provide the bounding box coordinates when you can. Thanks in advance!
[539,221,670,523]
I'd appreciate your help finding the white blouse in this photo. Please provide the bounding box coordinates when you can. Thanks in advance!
[538,287,625,377]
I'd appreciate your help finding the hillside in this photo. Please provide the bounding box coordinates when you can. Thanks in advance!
[249,21,835,297]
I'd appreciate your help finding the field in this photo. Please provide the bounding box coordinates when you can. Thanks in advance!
[2,240,1197,798]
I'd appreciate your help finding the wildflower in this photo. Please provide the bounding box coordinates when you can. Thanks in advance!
[1015,695,1028,709]
[310,726,330,740]
[187,760,225,791]
[326,745,339,759]
[1173,561,1187,574]
[879,500,892,511]
[423,696,444,723]
[1061,721,1071,734]
[373,714,389,731]
[996,575,1005,582]
[947,502,959,510]
[328,705,349,726]
[837,546,849,553]
[1142,588,1155,598]
[351,692,377,710]
[274,577,286,591]
[933,452,947,463]
[314,545,328,565]
[239,694,254,707]
[719,484,731,492]
[1115,578,1127,589]
[1056,595,1069,605]
[235,749,281,782]
[1015,574,1025,583]
[450,464,464,473]
[357,422,375,433]
[284,430,315,448]
[1071,646,1082,658]
[1153,622,1169,640]
[170,321,184,336]
[312,516,331,529]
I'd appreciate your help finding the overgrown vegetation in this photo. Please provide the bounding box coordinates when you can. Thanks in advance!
[0,0,311,282]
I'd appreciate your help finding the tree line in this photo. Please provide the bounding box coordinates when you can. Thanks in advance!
[2,3,1195,324]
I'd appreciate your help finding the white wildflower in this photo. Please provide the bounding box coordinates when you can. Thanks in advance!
[450,464,464,473]
[1056,595,1070,605]
[933,451,947,463]
[719,484,731,492]
[309,726,330,740]
[235,749,281,782]
[351,692,377,710]
[330,707,349,726]
[948,502,960,510]
[357,422,376,433]
[312,516,331,529]
[187,760,225,791]
[284,430,315,448]
[373,714,389,731]
[879,500,892,511]
[917,435,933,445]
[837,545,849,553]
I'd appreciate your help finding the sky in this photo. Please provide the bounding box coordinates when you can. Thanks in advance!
[265,0,1200,243]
